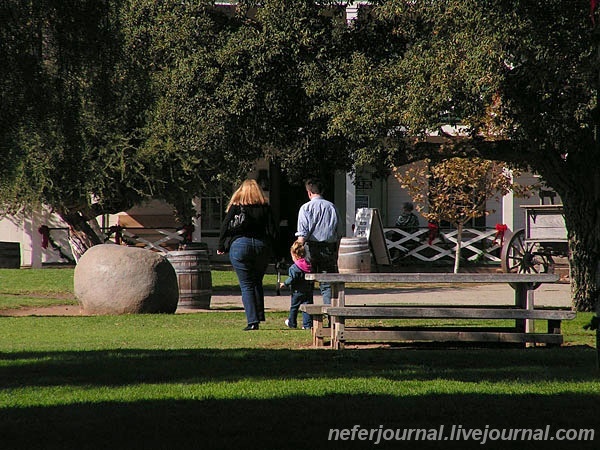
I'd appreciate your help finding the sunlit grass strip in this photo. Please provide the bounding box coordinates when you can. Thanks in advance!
[0,269,74,294]
[0,316,312,354]
[0,268,278,309]
[0,295,78,309]
[0,311,595,351]
[2,377,600,409]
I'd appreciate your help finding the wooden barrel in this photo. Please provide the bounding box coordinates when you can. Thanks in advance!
[0,242,21,269]
[337,237,371,273]
[166,249,212,309]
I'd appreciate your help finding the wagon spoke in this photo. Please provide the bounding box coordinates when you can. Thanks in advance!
[500,229,550,290]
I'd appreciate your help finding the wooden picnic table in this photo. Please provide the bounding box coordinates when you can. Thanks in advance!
[302,273,574,349]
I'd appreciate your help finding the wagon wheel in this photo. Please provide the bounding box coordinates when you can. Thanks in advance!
[500,229,554,290]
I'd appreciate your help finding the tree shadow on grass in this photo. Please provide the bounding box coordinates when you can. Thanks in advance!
[1,347,598,449]
[0,346,598,388]
[1,393,598,450]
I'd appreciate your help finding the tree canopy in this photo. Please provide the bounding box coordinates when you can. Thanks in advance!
[1,0,599,310]
[324,0,600,310]
[216,0,356,182]
[0,0,357,228]
[0,0,155,237]
[396,158,527,273]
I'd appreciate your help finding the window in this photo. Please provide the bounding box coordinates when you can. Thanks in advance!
[201,196,225,231]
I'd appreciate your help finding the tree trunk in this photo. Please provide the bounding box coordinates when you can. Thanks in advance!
[569,237,600,312]
[570,250,600,313]
[453,222,463,274]
[563,198,600,312]
[537,143,600,312]
[60,211,105,263]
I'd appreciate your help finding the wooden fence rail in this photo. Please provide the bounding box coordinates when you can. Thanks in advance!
[384,227,502,264]
[41,226,504,266]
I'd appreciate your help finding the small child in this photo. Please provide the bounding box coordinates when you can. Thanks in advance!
[280,240,313,329]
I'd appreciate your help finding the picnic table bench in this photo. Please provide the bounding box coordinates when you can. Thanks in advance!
[301,273,575,349]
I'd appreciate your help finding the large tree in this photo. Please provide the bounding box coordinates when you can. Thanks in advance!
[0,1,254,241]
[214,0,356,183]
[325,0,600,311]
[0,0,158,243]
[1,0,357,251]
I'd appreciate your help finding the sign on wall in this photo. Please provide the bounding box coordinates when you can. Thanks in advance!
[355,195,369,210]
[354,208,391,266]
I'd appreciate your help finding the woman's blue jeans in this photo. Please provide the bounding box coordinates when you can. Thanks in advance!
[229,237,270,325]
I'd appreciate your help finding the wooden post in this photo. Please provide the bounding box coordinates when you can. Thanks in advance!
[332,282,345,349]
[526,289,535,333]
[514,283,527,334]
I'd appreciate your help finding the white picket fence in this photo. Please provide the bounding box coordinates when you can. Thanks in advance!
[41,225,504,266]
[384,227,503,265]
[116,227,187,253]
[39,226,188,263]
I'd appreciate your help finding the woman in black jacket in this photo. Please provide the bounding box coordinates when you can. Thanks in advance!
[217,179,278,330]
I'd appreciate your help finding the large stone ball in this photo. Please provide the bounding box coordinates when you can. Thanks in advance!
[74,244,179,314]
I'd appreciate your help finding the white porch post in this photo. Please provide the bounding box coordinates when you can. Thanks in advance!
[346,172,356,237]
[23,212,43,268]
[192,196,202,242]
[345,2,360,23]
[344,2,362,238]
[502,170,515,231]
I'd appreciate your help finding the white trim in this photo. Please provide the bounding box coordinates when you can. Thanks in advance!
[345,172,356,236]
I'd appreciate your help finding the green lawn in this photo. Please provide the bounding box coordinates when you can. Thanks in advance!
[0,268,598,449]
[0,268,280,309]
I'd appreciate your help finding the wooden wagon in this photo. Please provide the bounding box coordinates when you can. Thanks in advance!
[501,204,568,288]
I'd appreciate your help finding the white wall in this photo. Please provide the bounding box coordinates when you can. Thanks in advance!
[0,208,73,267]
[1,166,551,267]
[385,164,547,230]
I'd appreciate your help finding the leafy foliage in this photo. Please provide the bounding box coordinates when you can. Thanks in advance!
[220,0,356,182]
[0,0,154,224]
[329,0,599,310]
[0,0,404,223]
[396,157,527,272]
[397,158,524,225]
[122,0,250,222]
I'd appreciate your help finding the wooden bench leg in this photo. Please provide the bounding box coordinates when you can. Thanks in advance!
[312,315,324,347]
[548,319,562,335]
[545,319,564,347]
[514,284,527,334]
[332,317,345,350]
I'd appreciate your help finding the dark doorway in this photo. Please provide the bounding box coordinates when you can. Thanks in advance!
[272,176,306,261]
[270,167,337,262]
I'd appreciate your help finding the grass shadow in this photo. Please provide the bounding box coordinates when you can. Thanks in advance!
[1,347,598,449]
[1,393,598,449]
[1,346,598,387]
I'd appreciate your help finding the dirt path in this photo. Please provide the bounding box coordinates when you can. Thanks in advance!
[0,305,85,316]
[0,282,572,317]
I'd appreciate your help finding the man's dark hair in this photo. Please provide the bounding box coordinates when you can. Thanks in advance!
[305,178,325,195]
